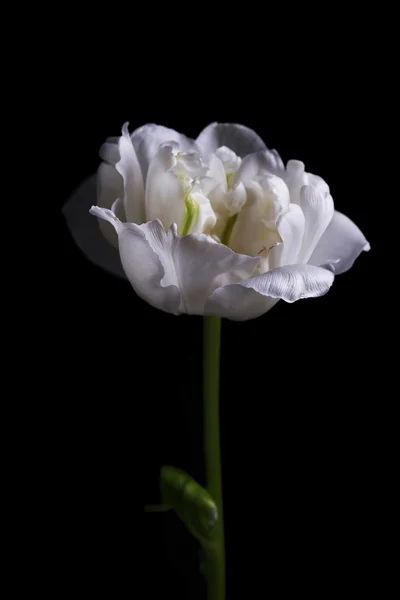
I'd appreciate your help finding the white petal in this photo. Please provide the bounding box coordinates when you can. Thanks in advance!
[119,224,181,314]
[206,286,279,320]
[138,221,179,288]
[206,263,335,320]
[284,160,330,205]
[214,146,242,174]
[207,154,227,188]
[196,122,267,159]
[89,207,181,314]
[115,124,145,224]
[236,149,285,183]
[284,160,305,204]
[131,123,197,177]
[225,182,247,214]
[307,172,330,194]
[204,154,246,234]
[228,175,289,256]
[228,181,281,256]
[190,192,217,234]
[242,263,335,301]
[197,175,222,197]
[173,151,207,179]
[298,186,334,263]
[208,181,247,223]
[126,221,259,312]
[96,163,125,248]
[172,234,261,314]
[268,203,305,269]
[145,145,186,231]
[309,210,370,274]
[62,176,126,278]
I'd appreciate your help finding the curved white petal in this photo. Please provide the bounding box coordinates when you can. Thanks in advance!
[206,154,246,231]
[172,234,261,314]
[309,210,370,274]
[90,207,261,316]
[298,186,334,263]
[208,182,247,229]
[235,149,285,184]
[97,163,125,248]
[307,172,330,193]
[214,146,242,174]
[207,154,227,188]
[131,123,197,177]
[206,263,335,320]
[89,207,181,314]
[228,182,280,257]
[268,203,305,269]
[285,160,306,205]
[190,192,217,234]
[132,221,259,312]
[242,263,335,301]
[196,123,267,159]
[173,151,207,179]
[228,175,289,257]
[226,182,247,214]
[145,145,186,231]
[206,286,279,320]
[62,176,126,278]
[115,124,145,224]
[284,160,330,205]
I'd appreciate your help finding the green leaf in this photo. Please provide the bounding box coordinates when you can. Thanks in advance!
[160,466,218,543]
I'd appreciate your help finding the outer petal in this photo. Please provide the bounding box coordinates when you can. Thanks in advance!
[172,234,261,314]
[63,176,126,278]
[196,123,267,159]
[206,287,279,321]
[206,264,335,320]
[131,123,197,177]
[298,186,334,263]
[268,203,305,269]
[135,221,260,311]
[89,207,261,316]
[309,210,370,274]
[89,207,181,314]
[115,124,145,224]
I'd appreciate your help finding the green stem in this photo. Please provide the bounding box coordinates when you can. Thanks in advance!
[203,316,225,600]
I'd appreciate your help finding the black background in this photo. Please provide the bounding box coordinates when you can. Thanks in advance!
[55,44,389,598]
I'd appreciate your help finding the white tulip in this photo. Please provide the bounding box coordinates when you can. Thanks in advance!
[64,122,370,320]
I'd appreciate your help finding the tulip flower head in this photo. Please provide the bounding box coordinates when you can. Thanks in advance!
[66,122,370,320]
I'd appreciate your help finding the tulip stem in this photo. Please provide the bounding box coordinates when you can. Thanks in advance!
[203,316,225,600]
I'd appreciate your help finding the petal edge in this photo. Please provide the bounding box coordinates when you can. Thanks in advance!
[309,210,370,274]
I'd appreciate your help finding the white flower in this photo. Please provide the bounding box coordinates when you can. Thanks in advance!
[63,122,370,320]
